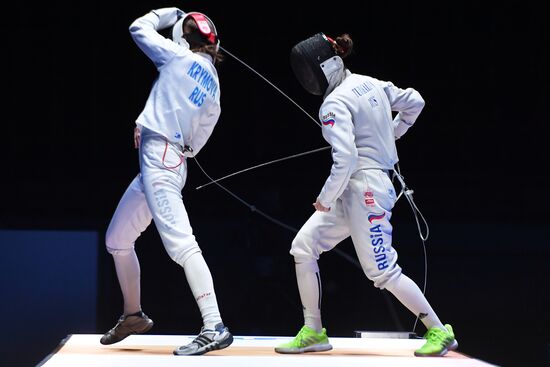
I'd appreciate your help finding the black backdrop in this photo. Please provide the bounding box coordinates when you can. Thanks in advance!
[2,1,549,366]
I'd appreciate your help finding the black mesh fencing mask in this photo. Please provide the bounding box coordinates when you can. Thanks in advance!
[290,33,337,96]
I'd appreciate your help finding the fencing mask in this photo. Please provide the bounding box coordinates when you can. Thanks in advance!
[172,12,220,51]
[290,33,343,96]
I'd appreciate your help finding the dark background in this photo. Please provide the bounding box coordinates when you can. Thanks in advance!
[1,1,549,366]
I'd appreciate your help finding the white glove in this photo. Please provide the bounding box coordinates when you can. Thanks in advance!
[151,7,185,30]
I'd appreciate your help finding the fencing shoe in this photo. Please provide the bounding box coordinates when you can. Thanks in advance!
[173,323,233,356]
[100,311,154,345]
[414,324,458,357]
[275,325,333,354]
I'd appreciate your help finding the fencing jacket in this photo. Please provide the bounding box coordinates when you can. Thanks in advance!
[317,72,424,208]
[129,7,221,156]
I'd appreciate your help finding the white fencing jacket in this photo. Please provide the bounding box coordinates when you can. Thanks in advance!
[129,7,221,156]
[317,72,424,208]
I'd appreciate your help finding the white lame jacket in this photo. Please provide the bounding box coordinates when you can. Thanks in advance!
[129,7,221,156]
[317,73,424,208]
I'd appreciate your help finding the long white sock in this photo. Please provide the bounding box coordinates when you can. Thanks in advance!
[385,274,444,330]
[112,250,142,315]
[182,252,222,330]
[295,260,323,333]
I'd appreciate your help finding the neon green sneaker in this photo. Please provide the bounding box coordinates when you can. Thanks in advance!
[415,324,458,357]
[275,325,333,354]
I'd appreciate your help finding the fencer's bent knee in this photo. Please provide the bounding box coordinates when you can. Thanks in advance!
[105,228,134,254]
[290,231,318,262]
[166,244,201,268]
[106,245,134,256]
[367,264,402,289]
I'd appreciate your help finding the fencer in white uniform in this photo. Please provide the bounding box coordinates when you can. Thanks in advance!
[100,7,233,356]
[275,33,458,357]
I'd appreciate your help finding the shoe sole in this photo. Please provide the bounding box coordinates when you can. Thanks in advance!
[448,339,459,350]
[134,320,154,333]
[414,348,448,357]
[414,339,458,357]
[275,343,333,354]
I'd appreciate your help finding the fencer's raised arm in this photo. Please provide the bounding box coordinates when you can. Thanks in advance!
[316,99,358,208]
[129,7,222,157]
[129,8,187,68]
[383,82,425,140]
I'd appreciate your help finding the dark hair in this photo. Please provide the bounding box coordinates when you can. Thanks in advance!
[332,34,353,59]
[183,17,224,64]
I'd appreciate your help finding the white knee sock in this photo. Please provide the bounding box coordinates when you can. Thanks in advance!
[182,252,222,330]
[385,274,444,330]
[295,260,323,333]
[112,249,142,316]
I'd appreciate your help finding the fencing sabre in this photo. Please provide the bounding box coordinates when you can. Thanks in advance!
[220,46,322,128]
[195,146,331,190]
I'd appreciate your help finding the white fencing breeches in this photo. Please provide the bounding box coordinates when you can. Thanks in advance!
[106,129,200,265]
[291,169,402,289]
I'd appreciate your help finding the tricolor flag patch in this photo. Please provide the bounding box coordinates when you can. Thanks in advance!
[367,212,385,223]
[321,111,336,127]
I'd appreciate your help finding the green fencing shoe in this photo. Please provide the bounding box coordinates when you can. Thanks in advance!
[275,325,333,354]
[415,324,458,357]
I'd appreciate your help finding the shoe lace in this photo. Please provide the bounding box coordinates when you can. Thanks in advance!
[294,327,317,346]
[296,327,309,341]
[425,328,448,344]
[110,316,125,330]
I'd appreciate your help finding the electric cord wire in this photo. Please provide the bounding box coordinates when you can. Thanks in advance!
[219,46,321,128]
[195,146,331,190]
[190,148,361,268]
[393,163,430,334]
